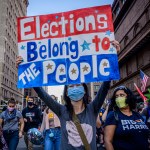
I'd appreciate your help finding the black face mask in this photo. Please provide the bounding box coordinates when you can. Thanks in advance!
[28,102,33,106]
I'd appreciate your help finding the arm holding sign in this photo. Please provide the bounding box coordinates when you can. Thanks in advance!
[92,81,110,114]
[33,87,62,116]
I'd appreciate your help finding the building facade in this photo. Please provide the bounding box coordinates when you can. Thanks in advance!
[0,0,29,106]
[108,0,150,99]
[90,0,150,100]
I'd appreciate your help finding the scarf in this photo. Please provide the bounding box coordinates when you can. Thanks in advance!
[4,109,17,122]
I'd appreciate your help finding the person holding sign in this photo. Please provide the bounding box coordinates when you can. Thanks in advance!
[40,95,61,150]
[16,40,120,150]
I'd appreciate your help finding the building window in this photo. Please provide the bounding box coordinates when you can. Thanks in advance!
[145,9,149,22]
[137,77,141,87]
[136,52,143,69]
[115,4,120,16]
[121,0,126,5]
[133,23,140,37]
[120,68,123,79]
[126,61,132,75]
[94,92,97,96]
[130,81,134,91]
[124,36,128,47]
[94,85,99,90]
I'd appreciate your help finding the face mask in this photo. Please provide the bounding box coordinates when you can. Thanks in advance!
[68,85,85,102]
[7,106,15,112]
[115,97,128,108]
[28,102,33,106]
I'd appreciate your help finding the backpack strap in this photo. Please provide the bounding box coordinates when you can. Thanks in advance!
[72,111,91,150]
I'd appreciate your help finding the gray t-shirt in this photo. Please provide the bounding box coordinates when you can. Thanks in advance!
[34,81,110,150]
[0,110,23,131]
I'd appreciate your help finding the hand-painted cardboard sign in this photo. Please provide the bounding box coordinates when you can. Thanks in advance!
[17,5,120,88]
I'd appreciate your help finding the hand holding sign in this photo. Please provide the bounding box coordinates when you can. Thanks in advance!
[110,40,120,53]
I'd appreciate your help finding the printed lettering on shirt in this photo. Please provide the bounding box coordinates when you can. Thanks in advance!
[26,112,35,117]
[121,119,148,130]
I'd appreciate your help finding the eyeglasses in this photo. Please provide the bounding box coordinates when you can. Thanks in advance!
[114,86,127,92]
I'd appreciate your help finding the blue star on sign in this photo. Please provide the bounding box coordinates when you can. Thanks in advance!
[47,20,50,23]
[109,47,115,52]
[80,40,91,51]
[95,10,99,13]
[38,41,42,44]
[105,30,112,36]
[68,37,72,41]
[21,45,25,50]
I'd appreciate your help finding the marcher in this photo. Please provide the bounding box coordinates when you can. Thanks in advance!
[104,86,149,150]
[16,40,120,150]
[136,102,144,114]
[0,98,24,150]
[40,105,61,150]
[22,96,42,150]
[96,102,109,150]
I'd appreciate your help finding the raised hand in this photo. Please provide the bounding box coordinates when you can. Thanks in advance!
[16,56,23,68]
[110,40,120,53]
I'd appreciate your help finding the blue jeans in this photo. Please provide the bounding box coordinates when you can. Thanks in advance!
[3,130,19,150]
[44,128,61,150]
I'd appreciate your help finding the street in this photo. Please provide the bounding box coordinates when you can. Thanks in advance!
[17,136,43,150]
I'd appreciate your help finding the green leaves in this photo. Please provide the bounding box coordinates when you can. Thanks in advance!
[145,88,150,102]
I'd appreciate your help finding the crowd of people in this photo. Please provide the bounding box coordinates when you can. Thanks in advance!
[0,40,149,150]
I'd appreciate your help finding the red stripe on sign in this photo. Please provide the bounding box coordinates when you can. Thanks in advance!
[18,5,114,42]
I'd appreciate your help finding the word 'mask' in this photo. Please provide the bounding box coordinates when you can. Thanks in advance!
[17,5,120,88]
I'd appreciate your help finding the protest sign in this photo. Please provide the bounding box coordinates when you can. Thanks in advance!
[17,5,120,88]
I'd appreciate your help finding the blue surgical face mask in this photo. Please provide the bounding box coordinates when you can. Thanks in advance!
[67,85,85,102]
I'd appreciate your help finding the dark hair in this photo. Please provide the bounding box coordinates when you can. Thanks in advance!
[8,98,16,105]
[28,96,34,101]
[63,83,90,119]
[109,86,137,111]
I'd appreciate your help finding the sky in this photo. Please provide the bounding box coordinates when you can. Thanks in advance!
[27,0,114,101]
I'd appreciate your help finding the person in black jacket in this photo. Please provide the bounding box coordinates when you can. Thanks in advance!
[22,97,42,150]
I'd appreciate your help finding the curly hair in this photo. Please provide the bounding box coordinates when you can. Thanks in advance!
[63,83,90,119]
[109,86,137,111]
